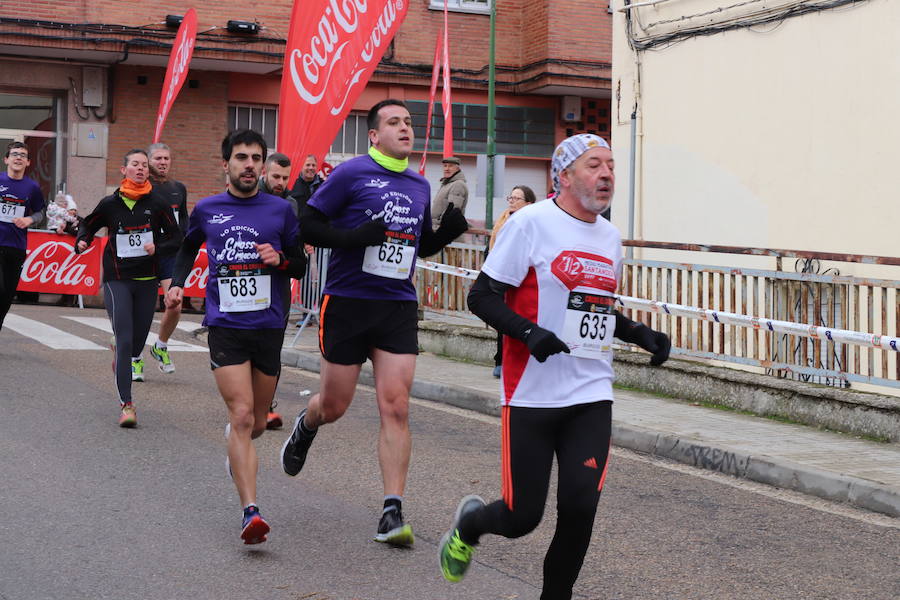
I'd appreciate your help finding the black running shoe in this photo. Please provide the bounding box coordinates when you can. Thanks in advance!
[280,408,316,477]
[374,507,414,546]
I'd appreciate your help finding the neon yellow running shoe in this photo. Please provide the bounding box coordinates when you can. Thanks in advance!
[131,358,145,382]
[150,342,175,373]
[438,495,485,582]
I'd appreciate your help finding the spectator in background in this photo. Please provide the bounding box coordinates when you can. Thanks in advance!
[487,185,537,377]
[289,154,323,211]
[431,156,469,230]
[47,192,69,233]
[50,193,80,306]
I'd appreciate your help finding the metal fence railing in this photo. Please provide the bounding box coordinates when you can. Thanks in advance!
[415,239,900,393]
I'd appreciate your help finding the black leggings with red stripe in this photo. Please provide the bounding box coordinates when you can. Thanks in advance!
[459,401,612,600]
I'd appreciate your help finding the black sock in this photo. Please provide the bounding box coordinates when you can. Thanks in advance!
[383,497,402,514]
[299,415,317,437]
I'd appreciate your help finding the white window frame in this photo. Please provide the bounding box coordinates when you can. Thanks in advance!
[429,0,491,15]
[227,104,279,153]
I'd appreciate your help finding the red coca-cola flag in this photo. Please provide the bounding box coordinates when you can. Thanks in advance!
[153,8,197,143]
[278,0,409,175]
[182,244,208,298]
[441,1,453,157]
[417,32,443,175]
[18,231,105,295]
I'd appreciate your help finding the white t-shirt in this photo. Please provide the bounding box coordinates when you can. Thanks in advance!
[482,200,623,408]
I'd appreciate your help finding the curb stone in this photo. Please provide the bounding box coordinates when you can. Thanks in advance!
[280,348,900,518]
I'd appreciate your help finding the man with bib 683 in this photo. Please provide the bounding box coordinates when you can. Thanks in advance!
[166,129,306,545]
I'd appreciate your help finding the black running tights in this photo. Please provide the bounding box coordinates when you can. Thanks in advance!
[460,401,613,600]
[0,246,25,331]
[104,279,158,404]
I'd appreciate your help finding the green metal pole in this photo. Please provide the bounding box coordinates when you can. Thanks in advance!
[485,0,497,230]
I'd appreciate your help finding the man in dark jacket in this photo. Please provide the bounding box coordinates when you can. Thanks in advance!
[288,154,323,210]
[147,142,190,374]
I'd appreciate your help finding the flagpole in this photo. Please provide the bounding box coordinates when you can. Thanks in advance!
[485,0,497,230]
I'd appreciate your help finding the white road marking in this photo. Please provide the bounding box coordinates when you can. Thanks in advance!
[152,319,205,334]
[63,316,207,352]
[3,313,105,350]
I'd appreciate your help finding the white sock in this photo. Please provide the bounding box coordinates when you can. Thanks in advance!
[155,340,167,349]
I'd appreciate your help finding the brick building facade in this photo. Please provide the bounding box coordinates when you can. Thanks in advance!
[0,1,612,223]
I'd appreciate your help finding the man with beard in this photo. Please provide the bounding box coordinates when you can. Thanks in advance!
[0,142,44,330]
[165,129,306,545]
[438,134,671,599]
[147,142,189,374]
[258,151,296,430]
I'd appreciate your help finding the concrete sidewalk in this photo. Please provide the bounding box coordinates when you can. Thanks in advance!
[281,325,900,519]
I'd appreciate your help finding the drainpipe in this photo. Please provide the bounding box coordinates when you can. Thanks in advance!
[485,0,497,229]
[627,106,637,259]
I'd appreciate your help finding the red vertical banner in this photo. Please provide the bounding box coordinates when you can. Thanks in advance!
[441,0,453,157]
[153,8,197,143]
[418,32,444,175]
[278,0,410,175]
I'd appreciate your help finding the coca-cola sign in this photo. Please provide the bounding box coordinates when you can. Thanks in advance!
[18,232,104,295]
[19,233,211,298]
[278,0,409,174]
[153,8,197,143]
[183,246,208,298]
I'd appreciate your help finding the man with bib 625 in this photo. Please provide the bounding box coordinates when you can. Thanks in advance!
[280,99,468,546]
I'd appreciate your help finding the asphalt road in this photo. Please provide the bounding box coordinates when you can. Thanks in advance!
[2,304,900,600]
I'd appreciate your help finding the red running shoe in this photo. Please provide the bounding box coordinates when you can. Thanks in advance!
[241,506,270,545]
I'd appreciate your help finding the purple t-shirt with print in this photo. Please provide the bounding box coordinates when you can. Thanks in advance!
[0,173,44,250]
[184,190,299,329]
[308,154,432,301]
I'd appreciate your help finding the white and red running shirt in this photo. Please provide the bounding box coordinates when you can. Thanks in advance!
[482,199,623,408]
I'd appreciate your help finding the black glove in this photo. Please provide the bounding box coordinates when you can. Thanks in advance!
[614,311,671,366]
[347,218,388,247]
[631,325,671,366]
[438,202,469,238]
[524,325,571,363]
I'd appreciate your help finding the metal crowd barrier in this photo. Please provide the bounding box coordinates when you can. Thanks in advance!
[289,247,330,346]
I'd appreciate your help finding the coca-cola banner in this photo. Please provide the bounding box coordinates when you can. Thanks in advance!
[18,231,104,295]
[278,0,409,173]
[19,232,210,298]
[153,8,197,143]
[181,244,208,298]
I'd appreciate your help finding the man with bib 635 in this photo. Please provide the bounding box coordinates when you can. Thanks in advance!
[438,134,671,599]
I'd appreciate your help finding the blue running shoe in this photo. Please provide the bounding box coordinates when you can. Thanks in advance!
[241,505,269,545]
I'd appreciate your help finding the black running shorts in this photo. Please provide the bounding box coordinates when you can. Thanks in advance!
[208,326,283,376]
[318,295,419,365]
